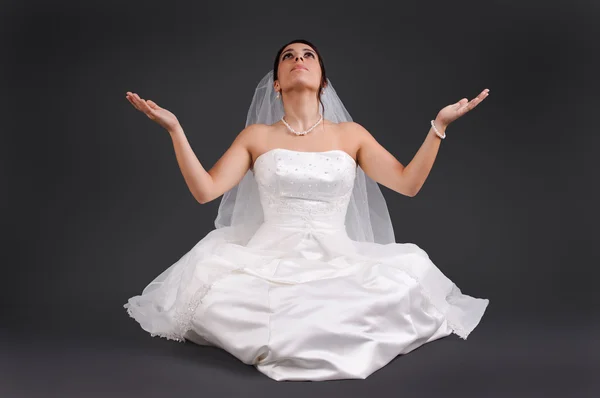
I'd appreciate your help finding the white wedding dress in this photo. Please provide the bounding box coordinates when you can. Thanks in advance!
[124,148,489,381]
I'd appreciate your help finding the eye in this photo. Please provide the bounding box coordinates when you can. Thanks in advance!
[282,53,292,59]
[305,52,315,58]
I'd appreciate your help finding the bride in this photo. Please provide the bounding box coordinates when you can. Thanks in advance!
[124,39,490,381]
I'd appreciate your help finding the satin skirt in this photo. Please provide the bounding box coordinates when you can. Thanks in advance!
[126,218,489,381]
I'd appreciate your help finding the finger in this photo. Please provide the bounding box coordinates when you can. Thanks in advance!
[129,93,144,110]
[473,89,490,102]
[458,99,472,114]
[126,95,142,111]
[467,89,490,110]
[131,96,148,113]
[146,99,161,110]
[454,98,468,108]
[126,95,139,110]
[132,93,145,108]
[133,94,155,116]
[139,99,154,114]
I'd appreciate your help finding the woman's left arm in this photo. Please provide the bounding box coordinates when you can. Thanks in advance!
[354,88,490,197]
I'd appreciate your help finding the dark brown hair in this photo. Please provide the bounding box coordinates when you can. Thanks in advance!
[273,39,327,115]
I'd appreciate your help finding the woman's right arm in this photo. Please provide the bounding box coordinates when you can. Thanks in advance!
[125,91,260,204]
[168,123,259,204]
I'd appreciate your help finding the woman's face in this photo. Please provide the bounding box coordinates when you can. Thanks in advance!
[275,42,322,94]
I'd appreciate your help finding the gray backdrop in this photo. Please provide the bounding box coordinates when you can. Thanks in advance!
[1,0,597,397]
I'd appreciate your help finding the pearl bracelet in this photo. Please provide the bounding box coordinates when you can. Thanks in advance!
[430,120,446,139]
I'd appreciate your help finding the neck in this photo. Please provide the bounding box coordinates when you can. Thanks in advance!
[281,88,322,132]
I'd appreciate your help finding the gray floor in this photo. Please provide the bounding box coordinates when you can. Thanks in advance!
[1,313,597,398]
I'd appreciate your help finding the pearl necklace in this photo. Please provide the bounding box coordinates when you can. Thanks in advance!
[281,114,323,136]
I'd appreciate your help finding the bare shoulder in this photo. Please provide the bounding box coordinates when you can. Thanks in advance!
[333,121,373,150]
[337,121,371,137]
[233,123,269,151]
[236,123,276,163]
[239,123,270,140]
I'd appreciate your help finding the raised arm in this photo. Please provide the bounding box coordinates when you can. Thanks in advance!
[125,91,258,204]
[169,123,259,204]
[353,88,490,197]
[351,122,417,197]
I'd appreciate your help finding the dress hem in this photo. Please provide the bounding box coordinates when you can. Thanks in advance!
[441,284,489,340]
[124,303,186,343]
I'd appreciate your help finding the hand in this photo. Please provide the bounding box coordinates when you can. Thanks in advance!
[125,92,180,132]
[435,88,490,129]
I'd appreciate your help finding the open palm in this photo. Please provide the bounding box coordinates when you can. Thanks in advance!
[125,91,180,132]
[436,88,490,128]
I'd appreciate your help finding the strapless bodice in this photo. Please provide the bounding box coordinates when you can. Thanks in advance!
[252,148,357,229]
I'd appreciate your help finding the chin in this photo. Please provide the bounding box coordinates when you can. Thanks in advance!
[286,76,320,91]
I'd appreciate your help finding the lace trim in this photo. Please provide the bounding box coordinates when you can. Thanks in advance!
[124,304,185,342]
[124,266,243,343]
[172,281,212,342]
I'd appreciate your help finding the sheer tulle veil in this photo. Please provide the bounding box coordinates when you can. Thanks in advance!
[213,70,396,245]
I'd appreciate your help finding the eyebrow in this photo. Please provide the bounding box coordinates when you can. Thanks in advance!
[281,48,315,57]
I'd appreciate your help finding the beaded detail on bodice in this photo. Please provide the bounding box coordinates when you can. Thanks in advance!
[252,149,357,227]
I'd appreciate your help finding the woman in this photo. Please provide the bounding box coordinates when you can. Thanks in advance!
[124,39,490,381]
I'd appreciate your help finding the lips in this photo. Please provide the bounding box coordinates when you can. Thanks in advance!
[292,66,308,71]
